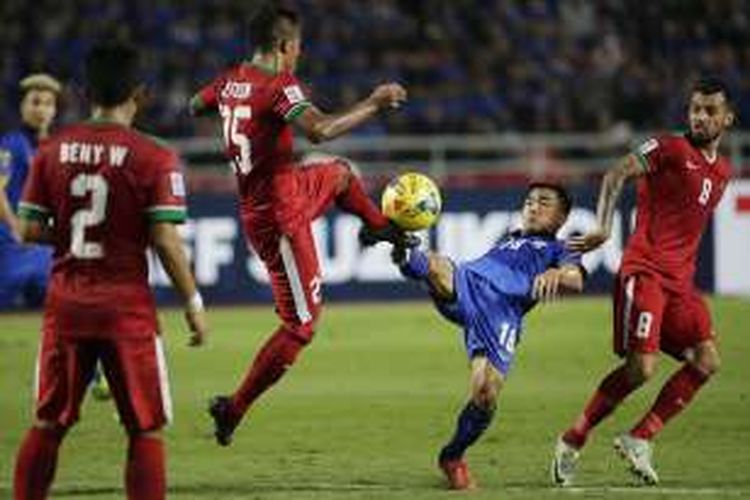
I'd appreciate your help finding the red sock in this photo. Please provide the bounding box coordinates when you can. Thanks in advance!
[125,435,165,500]
[14,427,63,500]
[230,327,306,419]
[336,175,389,229]
[563,365,637,448]
[630,364,709,440]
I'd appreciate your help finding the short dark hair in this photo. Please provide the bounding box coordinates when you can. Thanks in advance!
[85,41,140,107]
[526,182,572,217]
[249,5,301,53]
[691,76,733,105]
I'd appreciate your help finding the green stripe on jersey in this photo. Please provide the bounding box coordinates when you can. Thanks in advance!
[18,202,51,220]
[284,102,311,122]
[148,208,187,223]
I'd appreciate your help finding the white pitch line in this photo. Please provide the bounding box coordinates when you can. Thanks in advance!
[556,486,749,496]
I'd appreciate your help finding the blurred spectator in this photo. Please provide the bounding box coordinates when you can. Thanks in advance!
[1,0,749,137]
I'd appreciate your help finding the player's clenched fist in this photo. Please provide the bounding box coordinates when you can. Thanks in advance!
[369,83,407,110]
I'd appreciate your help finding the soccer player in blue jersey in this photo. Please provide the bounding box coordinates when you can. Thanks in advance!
[0,74,113,399]
[0,74,60,309]
[392,183,586,490]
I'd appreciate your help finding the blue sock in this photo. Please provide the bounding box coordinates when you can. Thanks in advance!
[399,248,430,280]
[439,402,496,462]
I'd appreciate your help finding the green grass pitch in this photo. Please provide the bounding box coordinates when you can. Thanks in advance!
[1,297,749,499]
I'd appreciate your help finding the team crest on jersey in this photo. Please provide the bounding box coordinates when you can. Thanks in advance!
[283,85,306,104]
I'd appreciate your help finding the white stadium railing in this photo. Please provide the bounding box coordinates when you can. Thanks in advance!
[172,131,750,178]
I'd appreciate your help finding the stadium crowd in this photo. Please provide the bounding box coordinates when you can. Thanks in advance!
[1,0,749,137]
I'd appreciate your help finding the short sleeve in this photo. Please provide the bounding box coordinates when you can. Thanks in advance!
[633,136,666,174]
[18,154,51,221]
[146,149,188,223]
[190,76,221,113]
[272,72,312,122]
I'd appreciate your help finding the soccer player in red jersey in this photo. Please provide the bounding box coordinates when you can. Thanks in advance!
[189,5,414,446]
[12,42,208,500]
[551,78,735,486]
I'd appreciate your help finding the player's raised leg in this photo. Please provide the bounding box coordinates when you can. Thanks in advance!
[439,356,502,490]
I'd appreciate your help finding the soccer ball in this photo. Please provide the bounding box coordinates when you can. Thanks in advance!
[381,172,442,231]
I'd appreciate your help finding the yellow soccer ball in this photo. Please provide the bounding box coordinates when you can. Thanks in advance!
[381,172,442,231]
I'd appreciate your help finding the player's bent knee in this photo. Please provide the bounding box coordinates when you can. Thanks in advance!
[694,350,721,376]
[331,157,356,194]
[470,368,503,410]
[626,354,657,384]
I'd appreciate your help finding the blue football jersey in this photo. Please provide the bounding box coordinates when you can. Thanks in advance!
[454,231,583,329]
[0,127,37,244]
[444,230,582,374]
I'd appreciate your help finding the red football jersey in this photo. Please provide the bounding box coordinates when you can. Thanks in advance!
[19,120,187,338]
[621,134,731,290]
[195,63,311,227]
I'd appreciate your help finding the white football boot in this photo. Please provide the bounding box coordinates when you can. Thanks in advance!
[613,433,659,485]
[551,436,580,487]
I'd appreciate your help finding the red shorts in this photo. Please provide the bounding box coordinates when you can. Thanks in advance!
[242,161,348,341]
[34,322,171,433]
[613,272,713,359]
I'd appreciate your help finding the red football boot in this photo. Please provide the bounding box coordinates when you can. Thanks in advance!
[439,458,477,490]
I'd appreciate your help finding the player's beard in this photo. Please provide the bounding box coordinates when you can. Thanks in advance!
[687,127,720,147]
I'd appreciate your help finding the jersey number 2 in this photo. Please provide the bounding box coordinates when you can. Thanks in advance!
[70,173,108,259]
[219,104,253,174]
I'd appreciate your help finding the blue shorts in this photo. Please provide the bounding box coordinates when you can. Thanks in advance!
[0,243,52,308]
[432,266,522,376]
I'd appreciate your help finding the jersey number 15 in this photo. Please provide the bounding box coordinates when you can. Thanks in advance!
[219,104,253,174]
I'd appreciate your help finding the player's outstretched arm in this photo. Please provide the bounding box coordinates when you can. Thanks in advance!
[532,265,585,302]
[567,154,644,253]
[294,82,407,144]
[150,222,208,346]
